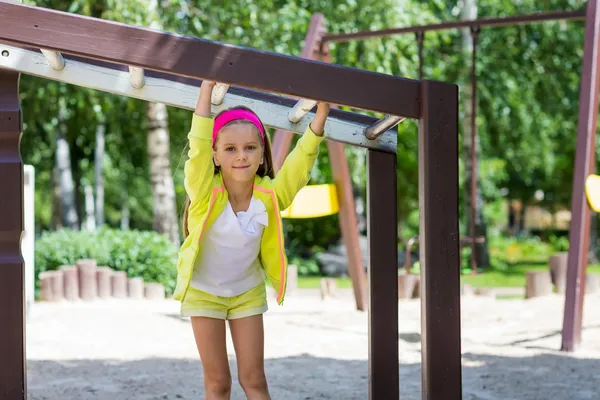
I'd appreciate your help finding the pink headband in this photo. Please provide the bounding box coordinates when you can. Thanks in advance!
[213,109,265,147]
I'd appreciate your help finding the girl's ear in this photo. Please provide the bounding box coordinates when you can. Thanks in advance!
[213,152,221,166]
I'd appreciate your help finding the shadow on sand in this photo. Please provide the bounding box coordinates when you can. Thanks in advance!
[27,349,599,400]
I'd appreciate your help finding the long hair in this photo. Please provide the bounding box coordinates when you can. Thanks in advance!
[182,106,275,238]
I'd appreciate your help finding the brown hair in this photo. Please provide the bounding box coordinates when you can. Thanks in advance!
[182,106,275,238]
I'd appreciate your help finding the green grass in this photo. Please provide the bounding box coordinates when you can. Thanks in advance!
[461,263,600,288]
[296,264,600,289]
[297,276,353,289]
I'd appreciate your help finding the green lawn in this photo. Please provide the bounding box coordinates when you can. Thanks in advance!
[297,264,600,289]
[461,263,600,288]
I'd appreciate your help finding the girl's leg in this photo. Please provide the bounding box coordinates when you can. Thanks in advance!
[229,314,271,400]
[191,317,231,400]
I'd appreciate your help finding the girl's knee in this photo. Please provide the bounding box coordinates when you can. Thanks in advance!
[204,373,232,396]
[239,369,268,392]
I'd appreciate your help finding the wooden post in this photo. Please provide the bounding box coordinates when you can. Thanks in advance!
[586,273,600,294]
[96,266,112,299]
[77,259,97,301]
[549,252,568,294]
[419,80,462,399]
[398,273,418,299]
[145,283,165,300]
[111,271,128,298]
[61,265,79,301]
[128,277,144,299]
[525,271,553,298]
[367,149,399,399]
[562,0,600,352]
[0,67,26,400]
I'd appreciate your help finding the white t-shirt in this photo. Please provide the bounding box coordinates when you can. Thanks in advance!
[190,196,268,297]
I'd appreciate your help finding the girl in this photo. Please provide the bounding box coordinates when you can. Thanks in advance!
[174,79,329,400]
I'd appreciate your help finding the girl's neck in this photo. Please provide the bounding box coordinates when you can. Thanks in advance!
[224,178,254,212]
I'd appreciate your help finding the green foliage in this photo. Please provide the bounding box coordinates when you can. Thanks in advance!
[289,255,322,276]
[487,235,556,270]
[547,234,570,252]
[35,228,178,294]
[18,0,598,266]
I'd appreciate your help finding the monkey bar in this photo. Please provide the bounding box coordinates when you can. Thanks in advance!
[0,2,461,400]
[0,44,398,153]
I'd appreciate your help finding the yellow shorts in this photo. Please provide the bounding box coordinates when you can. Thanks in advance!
[180,282,268,320]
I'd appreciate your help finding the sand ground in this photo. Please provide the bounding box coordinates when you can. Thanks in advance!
[25,289,600,399]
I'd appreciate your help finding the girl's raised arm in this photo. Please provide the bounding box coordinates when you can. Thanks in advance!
[184,81,218,215]
[273,102,329,210]
[195,80,216,117]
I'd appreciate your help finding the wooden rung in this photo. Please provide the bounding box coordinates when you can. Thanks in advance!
[211,83,230,105]
[365,115,406,140]
[128,66,145,88]
[40,49,65,71]
[288,98,317,123]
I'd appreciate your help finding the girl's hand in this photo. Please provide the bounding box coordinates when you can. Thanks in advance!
[309,102,330,137]
[195,80,217,117]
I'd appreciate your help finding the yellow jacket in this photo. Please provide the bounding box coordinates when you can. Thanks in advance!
[173,114,324,305]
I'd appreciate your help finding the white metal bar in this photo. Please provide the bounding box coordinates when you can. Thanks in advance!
[40,49,65,71]
[288,98,317,123]
[0,44,397,152]
[211,83,229,105]
[365,115,406,140]
[128,66,145,89]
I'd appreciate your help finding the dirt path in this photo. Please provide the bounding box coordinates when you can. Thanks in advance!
[25,290,600,399]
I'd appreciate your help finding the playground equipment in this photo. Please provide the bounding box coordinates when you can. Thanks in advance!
[585,174,600,212]
[322,3,600,354]
[0,2,460,400]
[280,184,339,219]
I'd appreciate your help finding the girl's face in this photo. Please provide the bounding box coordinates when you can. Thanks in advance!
[213,123,264,183]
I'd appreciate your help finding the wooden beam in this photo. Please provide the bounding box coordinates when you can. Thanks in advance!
[0,1,420,118]
[0,43,397,153]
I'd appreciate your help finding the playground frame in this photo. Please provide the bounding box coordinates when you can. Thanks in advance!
[324,3,600,353]
[0,2,461,400]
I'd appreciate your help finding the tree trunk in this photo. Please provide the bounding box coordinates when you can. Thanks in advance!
[83,185,96,231]
[56,103,79,229]
[51,167,63,230]
[147,102,180,244]
[461,0,490,269]
[121,190,130,230]
[95,115,105,227]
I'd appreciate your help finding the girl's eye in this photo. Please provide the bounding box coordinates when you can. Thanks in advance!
[225,147,235,152]
[247,145,257,150]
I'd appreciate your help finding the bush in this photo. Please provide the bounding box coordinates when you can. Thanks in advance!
[488,235,555,270]
[35,228,178,295]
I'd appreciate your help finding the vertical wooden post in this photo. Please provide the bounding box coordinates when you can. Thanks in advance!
[272,13,367,311]
[0,68,26,399]
[367,149,398,399]
[562,0,600,352]
[419,80,462,399]
[321,47,368,311]
[271,13,326,171]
